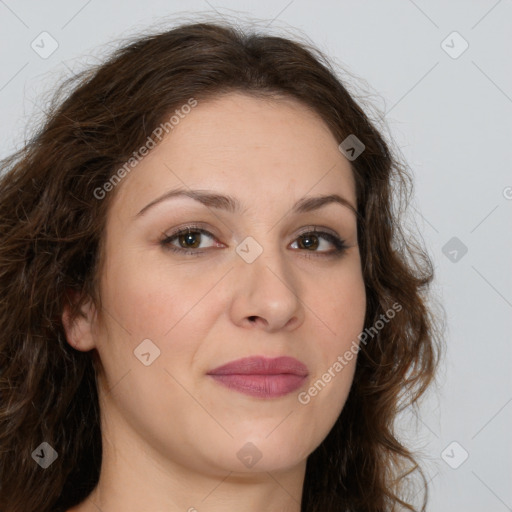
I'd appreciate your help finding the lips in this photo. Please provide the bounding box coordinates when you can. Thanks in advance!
[207,356,309,398]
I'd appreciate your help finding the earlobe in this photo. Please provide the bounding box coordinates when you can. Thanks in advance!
[61,289,98,352]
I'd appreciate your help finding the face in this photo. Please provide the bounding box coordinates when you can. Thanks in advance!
[65,92,366,478]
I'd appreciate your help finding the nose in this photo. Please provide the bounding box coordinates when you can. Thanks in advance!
[228,244,305,333]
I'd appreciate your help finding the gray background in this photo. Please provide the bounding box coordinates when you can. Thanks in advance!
[1,1,511,510]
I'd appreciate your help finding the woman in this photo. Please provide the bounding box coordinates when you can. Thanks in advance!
[0,21,441,512]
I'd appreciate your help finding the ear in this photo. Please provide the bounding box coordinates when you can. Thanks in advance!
[61,289,98,352]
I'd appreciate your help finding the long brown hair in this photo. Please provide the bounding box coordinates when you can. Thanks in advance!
[0,20,442,512]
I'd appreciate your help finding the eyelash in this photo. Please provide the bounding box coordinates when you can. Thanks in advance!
[160,224,348,258]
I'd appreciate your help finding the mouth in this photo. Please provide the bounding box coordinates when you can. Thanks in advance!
[206,356,309,398]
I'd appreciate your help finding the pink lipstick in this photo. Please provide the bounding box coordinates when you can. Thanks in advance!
[207,356,309,398]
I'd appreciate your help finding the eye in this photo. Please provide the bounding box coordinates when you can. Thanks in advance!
[160,224,348,257]
[160,225,221,255]
[289,228,347,256]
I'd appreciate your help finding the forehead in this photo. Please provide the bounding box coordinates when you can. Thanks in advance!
[110,92,356,218]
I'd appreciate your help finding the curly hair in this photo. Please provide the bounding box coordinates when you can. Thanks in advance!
[0,20,442,512]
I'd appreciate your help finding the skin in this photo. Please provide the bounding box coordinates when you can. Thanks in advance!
[63,92,366,512]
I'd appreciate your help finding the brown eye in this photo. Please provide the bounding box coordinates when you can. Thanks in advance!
[297,234,320,251]
[290,230,346,255]
[161,227,218,254]
[178,231,202,248]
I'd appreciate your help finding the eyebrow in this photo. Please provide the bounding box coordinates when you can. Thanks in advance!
[135,188,358,218]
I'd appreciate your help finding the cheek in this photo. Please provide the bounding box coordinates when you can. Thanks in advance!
[314,258,366,346]
[96,252,224,397]
[100,247,210,338]
[297,262,365,426]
